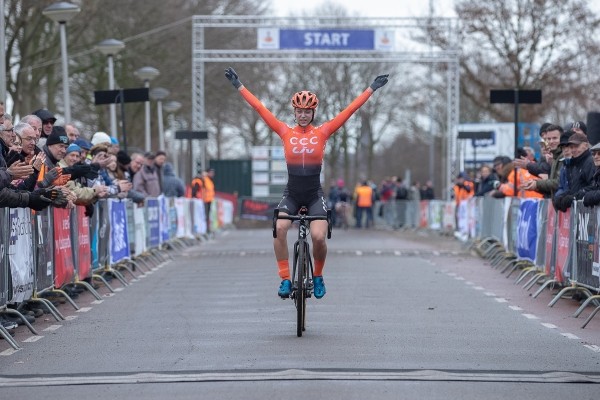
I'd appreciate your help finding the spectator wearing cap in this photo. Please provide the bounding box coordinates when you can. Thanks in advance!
[489,155,542,199]
[565,120,587,136]
[553,132,595,212]
[42,126,70,169]
[57,144,106,205]
[117,151,145,204]
[582,143,600,207]
[520,124,565,199]
[65,123,80,143]
[452,171,474,206]
[133,151,161,197]
[91,131,111,147]
[32,108,57,139]
[73,138,92,161]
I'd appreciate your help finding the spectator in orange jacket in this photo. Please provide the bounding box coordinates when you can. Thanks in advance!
[354,180,374,228]
[453,172,474,206]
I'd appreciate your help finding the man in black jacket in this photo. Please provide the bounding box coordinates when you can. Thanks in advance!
[553,132,595,212]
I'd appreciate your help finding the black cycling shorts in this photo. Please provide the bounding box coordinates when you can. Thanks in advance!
[277,186,328,217]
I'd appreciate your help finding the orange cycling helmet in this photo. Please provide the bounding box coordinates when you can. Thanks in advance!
[291,91,319,109]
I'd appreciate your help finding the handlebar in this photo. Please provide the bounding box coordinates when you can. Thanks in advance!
[272,209,332,239]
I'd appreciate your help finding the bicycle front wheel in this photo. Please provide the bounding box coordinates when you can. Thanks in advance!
[296,240,307,337]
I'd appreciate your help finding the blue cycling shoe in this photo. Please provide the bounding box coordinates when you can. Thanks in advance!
[278,279,292,298]
[313,276,326,299]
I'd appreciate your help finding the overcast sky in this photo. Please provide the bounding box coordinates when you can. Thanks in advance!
[270,0,457,18]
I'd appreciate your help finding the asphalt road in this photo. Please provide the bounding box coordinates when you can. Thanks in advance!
[0,227,599,399]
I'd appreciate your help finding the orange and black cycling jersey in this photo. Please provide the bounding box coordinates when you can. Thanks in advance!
[238,86,374,177]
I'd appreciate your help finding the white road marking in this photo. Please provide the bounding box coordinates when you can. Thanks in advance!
[584,345,600,352]
[560,333,580,340]
[114,288,124,292]
[76,307,92,313]
[465,281,474,285]
[473,286,485,291]
[64,315,78,321]
[0,348,19,356]
[509,305,523,311]
[454,276,465,281]
[23,336,44,343]
[494,298,508,303]
[522,314,539,320]
[541,323,557,329]
[91,300,104,305]
[394,251,402,256]
[484,292,496,297]
[43,325,62,332]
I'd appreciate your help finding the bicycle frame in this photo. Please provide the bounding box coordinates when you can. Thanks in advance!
[273,207,331,336]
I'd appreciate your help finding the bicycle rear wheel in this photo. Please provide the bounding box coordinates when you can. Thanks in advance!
[296,240,307,337]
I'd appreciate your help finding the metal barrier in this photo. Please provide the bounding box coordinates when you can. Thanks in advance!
[0,195,234,350]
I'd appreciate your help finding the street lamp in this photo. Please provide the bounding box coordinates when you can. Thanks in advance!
[149,87,170,150]
[96,39,125,139]
[135,66,159,151]
[42,1,81,123]
[163,100,182,176]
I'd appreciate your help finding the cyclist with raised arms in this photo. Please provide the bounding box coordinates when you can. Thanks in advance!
[225,66,389,299]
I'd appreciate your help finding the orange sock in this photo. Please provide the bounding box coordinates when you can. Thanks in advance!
[314,259,325,277]
[277,260,290,280]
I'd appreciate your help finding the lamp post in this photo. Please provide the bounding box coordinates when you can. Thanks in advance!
[96,39,125,139]
[163,100,182,176]
[149,87,170,150]
[135,66,159,151]
[42,1,80,123]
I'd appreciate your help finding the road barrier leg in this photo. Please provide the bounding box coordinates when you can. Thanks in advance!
[92,273,115,293]
[581,305,600,329]
[27,298,64,321]
[573,294,600,318]
[49,289,79,311]
[73,281,103,301]
[524,273,547,291]
[1,309,39,335]
[0,324,21,350]
[532,279,558,299]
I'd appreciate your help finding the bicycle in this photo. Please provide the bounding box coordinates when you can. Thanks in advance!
[273,207,331,337]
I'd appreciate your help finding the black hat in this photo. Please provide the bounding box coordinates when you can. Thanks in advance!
[32,108,57,124]
[116,150,131,166]
[565,120,587,134]
[559,130,575,147]
[46,126,69,146]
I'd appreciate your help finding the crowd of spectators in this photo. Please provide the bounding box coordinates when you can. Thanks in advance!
[452,120,600,213]
[0,103,190,332]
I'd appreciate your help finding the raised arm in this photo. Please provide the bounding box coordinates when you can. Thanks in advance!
[225,67,287,135]
[320,74,389,138]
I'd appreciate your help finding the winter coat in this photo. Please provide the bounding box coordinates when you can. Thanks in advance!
[161,163,185,197]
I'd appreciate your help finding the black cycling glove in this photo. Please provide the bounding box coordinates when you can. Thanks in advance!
[225,67,242,89]
[370,74,389,91]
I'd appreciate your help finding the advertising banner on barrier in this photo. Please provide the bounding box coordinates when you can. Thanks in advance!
[219,199,234,226]
[501,197,512,249]
[442,202,455,232]
[545,201,557,276]
[9,208,34,303]
[53,207,74,289]
[419,201,429,228]
[77,207,92,279]
[133,204,147,256]
[184,199,194,238]
[555,208,571,282]
[175,198,187,238]
[98,200,110,268]
[430,201,443,231]
[468,197,478,239]
[193,199,207,235]
[146,198,160,247]
[0,209,7,307]
[159,195,169,243]
[516,199,539,262]
[35,208,54,292]
[240,198,279,220]
[108,199,130,264]
[456,200,468,240]
[574,203,599,288]
[169,200,177,239]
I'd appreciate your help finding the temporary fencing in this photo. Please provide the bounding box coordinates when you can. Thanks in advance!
[0,195,234,350]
